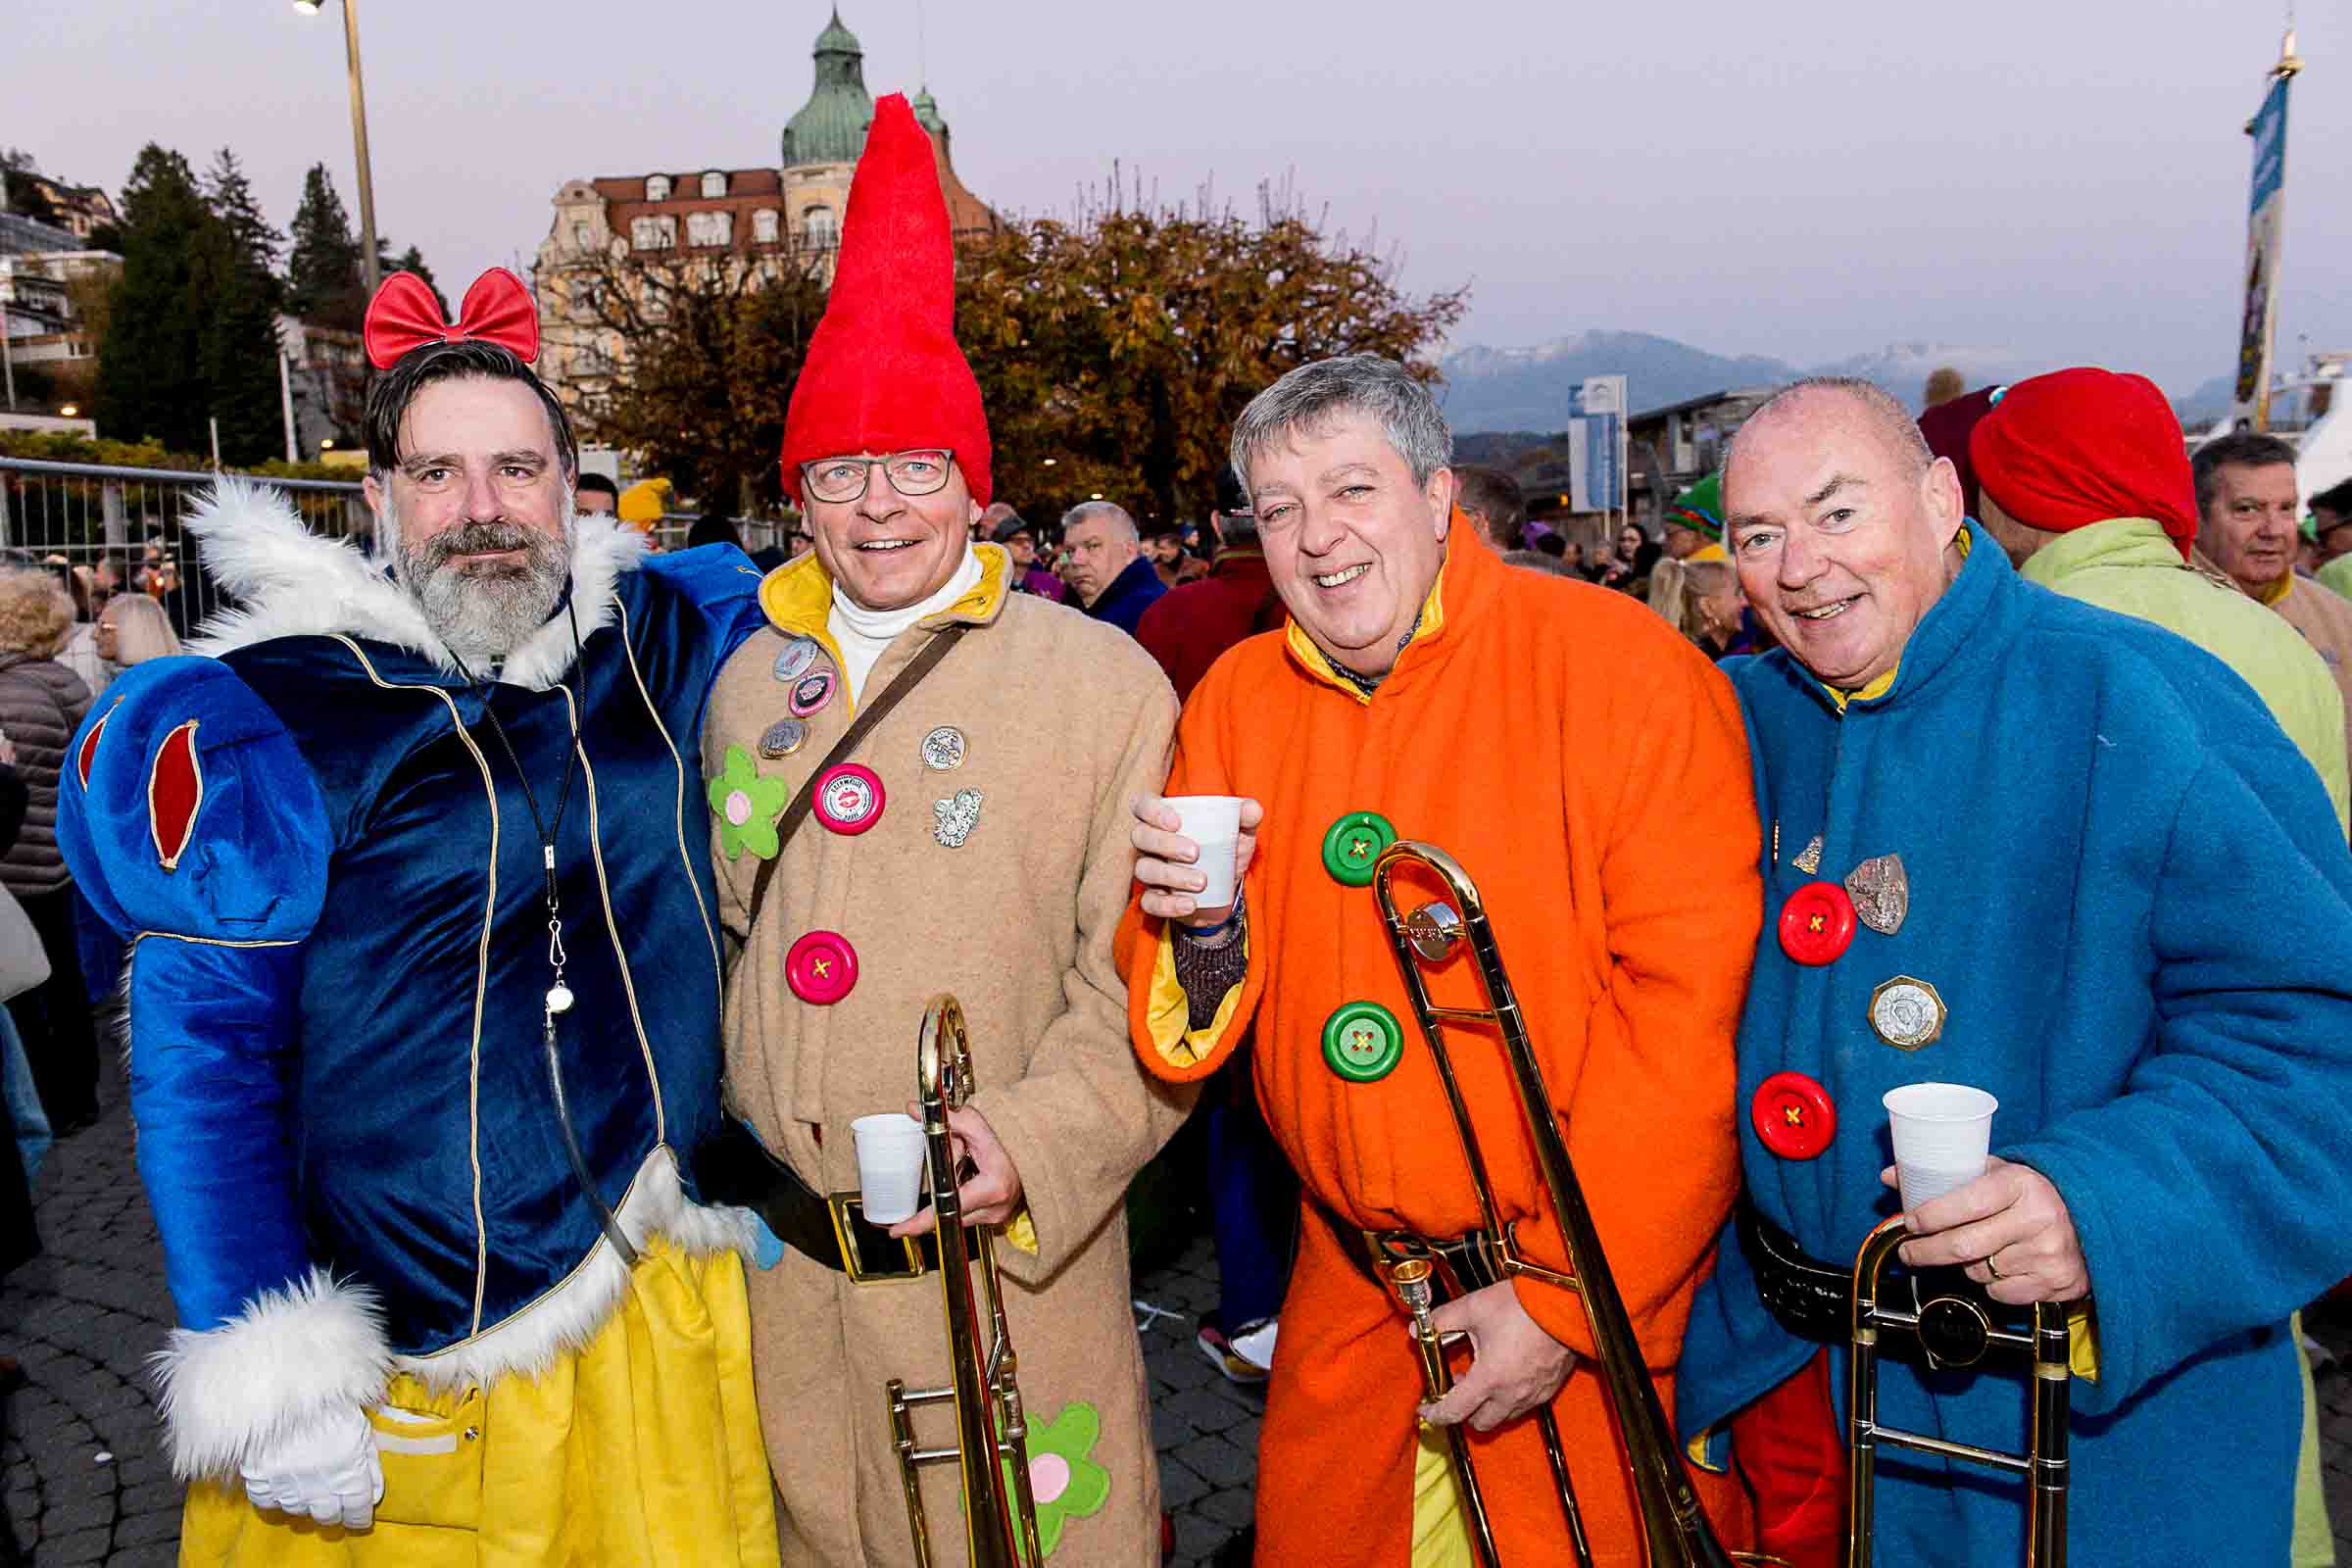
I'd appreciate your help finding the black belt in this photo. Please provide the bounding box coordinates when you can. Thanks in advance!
[692,1117,940,1284]
[1737,1194,1998,1364]
[1314,1200,1506,1303]
[1737,1195,1852,1344]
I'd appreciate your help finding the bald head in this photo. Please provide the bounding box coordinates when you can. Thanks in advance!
[1728,378,1934,496]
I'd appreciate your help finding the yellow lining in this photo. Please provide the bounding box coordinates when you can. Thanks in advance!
[2258,572,2293,607]
[1143,923,1248,1069]
[612,597,722,998]
[563,683,667,1148]
[1283,548,1450,704]
[2068,1300,2100,1382]
[335,635,497,1337]
[756,543,1013,724]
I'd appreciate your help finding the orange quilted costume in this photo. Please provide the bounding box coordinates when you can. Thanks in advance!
[1125,529,1762,1564]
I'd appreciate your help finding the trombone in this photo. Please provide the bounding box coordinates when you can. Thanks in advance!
[1846,1217,2070,1567]
[884,996,1045,1568]
[1370,841,1749,1568]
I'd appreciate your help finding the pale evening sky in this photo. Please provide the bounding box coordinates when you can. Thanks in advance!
[14,0,2346,398]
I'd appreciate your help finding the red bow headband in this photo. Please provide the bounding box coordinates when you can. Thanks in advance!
[364,268,540,370]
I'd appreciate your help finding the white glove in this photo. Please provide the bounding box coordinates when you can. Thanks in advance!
[240,1402,383,1532]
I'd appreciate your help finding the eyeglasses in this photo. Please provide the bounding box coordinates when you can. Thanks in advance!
[800,449,956,505]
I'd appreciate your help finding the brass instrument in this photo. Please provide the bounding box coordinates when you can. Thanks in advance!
[1370,841,1747,1568]
[885,996,1045,1568]
[1847,1218,2070,1568]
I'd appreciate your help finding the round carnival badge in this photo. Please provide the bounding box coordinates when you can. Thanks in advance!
[1777,880,1857,966]
[1749,1070,1837,1160]
[788,668,837,719]
[771,635,823,685]
[759,717,809,759]
[811,762,885,835]
[920,725,968,770]
[1868,975,1947,1052]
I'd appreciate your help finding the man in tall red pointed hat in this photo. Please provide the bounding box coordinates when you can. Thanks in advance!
[692,95,1188,1565]
[55,268,780,1564]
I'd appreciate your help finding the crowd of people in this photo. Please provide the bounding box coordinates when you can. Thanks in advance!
[13,86,2352,1568]
[0,542,186,1328]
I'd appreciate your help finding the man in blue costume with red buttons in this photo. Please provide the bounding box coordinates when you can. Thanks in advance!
[55,269,779,1564]
[1677,376,2352,1565]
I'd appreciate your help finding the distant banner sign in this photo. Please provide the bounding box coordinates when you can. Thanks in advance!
[2231,73,2292,429]
[1569,375,1628,513]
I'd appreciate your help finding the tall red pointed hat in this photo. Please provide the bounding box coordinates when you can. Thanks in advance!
[780,93,992,508]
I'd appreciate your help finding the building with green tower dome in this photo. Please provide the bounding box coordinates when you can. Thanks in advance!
[533,5,997,421]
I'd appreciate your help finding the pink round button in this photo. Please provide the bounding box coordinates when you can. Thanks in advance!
[812,762,886,835]
[785,929,859,1004]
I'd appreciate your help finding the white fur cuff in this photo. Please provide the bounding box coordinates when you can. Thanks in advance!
[152,1267,392,1483]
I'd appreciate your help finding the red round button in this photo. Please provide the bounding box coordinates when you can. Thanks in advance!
[785,929,859,1004]
[811,763,885,835]
[1777,880,1857,966]
[1750,1070,1837,1160]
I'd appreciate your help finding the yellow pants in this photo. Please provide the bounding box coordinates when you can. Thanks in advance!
[179,1241,778,1568]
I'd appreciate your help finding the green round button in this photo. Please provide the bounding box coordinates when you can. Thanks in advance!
[1320,809,1397,887]
[1322,1001,1405,1083]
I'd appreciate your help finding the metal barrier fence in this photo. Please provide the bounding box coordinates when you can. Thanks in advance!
[0,457,368,632]
[0,458,799,640]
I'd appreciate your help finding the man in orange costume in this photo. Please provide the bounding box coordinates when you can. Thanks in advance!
[1124,355,1762,1564]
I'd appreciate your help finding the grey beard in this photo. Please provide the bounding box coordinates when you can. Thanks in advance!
[383,498,572,663]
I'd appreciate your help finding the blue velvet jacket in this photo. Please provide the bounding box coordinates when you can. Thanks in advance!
[59,524,765,1371]
[1676,526,2352,1563]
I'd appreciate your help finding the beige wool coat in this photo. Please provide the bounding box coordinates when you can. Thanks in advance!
[704,544,1191,1567]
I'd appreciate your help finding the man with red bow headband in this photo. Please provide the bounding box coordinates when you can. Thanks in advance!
[690,95,1187,1564]
[56,269,780,1564]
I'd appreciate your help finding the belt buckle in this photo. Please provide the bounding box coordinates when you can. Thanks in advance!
[827,1193,928,1284]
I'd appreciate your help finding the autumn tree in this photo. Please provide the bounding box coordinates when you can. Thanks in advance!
[564,244,832,514]
[955,175,1467,525]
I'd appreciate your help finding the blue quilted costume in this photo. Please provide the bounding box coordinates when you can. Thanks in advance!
[1678,526,2352,1564]
[58,481,770,1506]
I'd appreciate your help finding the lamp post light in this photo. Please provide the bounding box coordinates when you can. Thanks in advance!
[293,0,380,296]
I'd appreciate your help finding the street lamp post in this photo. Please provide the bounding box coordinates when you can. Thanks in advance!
[294,0,380,295]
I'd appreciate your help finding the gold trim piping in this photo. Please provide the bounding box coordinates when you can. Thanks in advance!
[610,597,720,993]
[333,635,497,1337]
[561,684,667,1148]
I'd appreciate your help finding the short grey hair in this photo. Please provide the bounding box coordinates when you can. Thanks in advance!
[1060,500,1137,542]
[1230,355,1452,496]
[1729,376,1934,481]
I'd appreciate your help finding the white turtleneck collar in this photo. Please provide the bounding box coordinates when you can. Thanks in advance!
[828,546,984,701]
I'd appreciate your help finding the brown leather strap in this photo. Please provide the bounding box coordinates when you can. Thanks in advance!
[745,623,970,934]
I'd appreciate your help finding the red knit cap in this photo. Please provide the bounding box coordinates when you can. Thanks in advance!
[1970,368,2195,562]
[779,94,992,508]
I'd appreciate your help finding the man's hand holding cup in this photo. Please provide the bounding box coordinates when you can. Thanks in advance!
[1131,795,1263,927]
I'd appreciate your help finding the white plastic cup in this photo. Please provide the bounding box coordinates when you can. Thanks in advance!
[851,1112,929,1225]
[1882,1082,1998,1212]
[1165,795,1245,909]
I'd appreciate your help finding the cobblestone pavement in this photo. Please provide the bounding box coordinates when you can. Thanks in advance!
[0,1063,1262,1567]
[6,1070,2344,1568]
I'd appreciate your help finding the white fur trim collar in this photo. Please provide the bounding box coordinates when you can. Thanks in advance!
[184,474,645,691]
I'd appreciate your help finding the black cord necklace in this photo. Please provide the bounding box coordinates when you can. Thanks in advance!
[446,595,640,1267]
